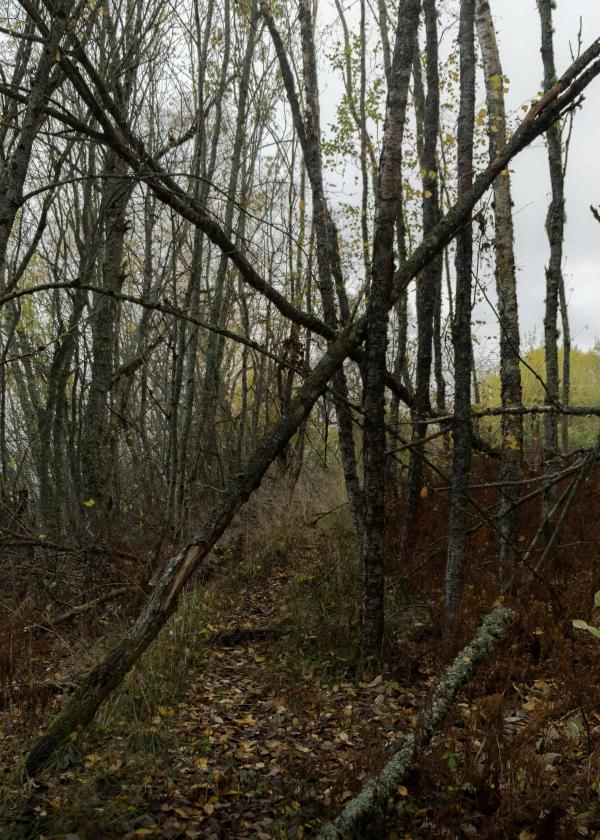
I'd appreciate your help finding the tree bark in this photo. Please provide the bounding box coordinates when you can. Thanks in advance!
[0,0,72,279]
[361,0,420,661]
[262,0,364,537]
[20,40,600,772]
[475,0,523,588]
[537,0,565,477]
[445,0,476,634]
[404,0,443,549]
[317,605,517,839]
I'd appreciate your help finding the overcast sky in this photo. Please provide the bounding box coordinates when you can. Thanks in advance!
[494,0,600,353]
[317,1,600,359]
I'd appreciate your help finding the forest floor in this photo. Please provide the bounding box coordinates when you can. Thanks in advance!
[2,475,600,838]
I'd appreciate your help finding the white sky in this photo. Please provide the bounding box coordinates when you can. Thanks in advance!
[317,0,600,358]
[495,0,600,352]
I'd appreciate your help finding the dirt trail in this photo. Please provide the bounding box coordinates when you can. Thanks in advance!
[135,569,421,838]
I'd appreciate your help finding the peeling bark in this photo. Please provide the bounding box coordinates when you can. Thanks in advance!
[19,38,600,773]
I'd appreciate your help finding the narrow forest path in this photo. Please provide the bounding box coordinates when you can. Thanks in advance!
[131,568,425,839]
[2,548,600,839]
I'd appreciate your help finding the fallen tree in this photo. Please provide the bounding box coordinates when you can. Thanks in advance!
[18,28,600,777]
[317,605,517,839]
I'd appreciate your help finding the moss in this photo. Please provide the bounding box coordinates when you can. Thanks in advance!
[317,605,517,838]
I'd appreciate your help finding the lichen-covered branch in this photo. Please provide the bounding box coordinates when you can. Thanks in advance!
[317,605,517,839]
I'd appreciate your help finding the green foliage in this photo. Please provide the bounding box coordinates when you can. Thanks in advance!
[477,345,600,448]
[572,591,600,640]
[282,502,361,666]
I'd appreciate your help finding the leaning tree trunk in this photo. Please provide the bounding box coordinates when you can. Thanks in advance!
[317,605,517,839]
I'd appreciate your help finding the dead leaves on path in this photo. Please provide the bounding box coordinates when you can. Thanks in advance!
[3,565,600,838]
[128,636,423,838]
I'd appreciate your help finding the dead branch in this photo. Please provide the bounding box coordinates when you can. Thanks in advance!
[41,586,136,628]
[317,605,517,839]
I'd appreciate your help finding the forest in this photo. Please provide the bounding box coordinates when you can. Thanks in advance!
[1,0,600,836]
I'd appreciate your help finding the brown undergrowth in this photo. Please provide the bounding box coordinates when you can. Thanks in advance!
[383,453,600,839]
[1,459,600,838]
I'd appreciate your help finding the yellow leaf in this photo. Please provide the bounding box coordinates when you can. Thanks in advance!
[82,498,96,507]
[423,190,433,199]
[158,705,175,718]
[204,802,215,815]
[396,784,409,796]
[503,434,520,451]
[420,485,429,499]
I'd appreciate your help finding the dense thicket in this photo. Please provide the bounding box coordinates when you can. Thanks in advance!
[1,0,600,786]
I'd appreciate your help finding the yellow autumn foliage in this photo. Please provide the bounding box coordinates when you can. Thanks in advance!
[477,345,600,449]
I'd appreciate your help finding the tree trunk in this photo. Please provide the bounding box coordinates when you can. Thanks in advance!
[475,0,523,588]
[21,44,600,771]
[538,0,565,473]
[0,1,72,278]
[404,0,443,549]
[445,0,476,634]
[537,0,564,479]
[263,0,364,537]
[361,0,420,662]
